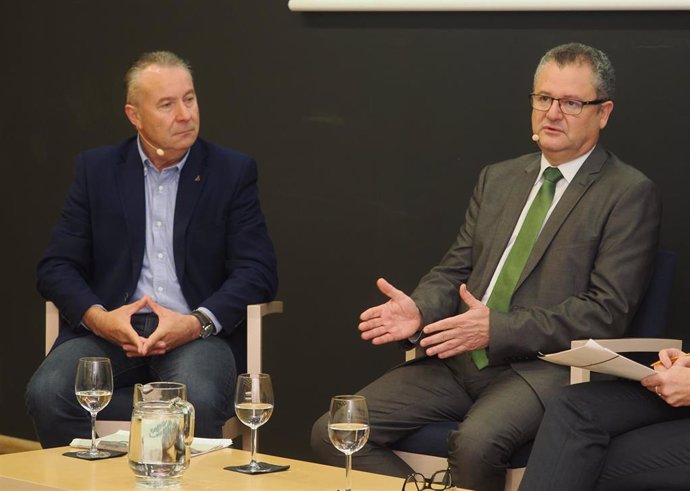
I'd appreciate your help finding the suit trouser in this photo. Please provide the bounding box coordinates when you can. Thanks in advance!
[26,314,237,447]
[311,354,544,491]
[519,380,690,491]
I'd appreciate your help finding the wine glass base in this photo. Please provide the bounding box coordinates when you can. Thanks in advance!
[224,462,290,474]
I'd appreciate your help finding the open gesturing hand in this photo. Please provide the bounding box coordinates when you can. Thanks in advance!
[358,278,422,345]
[420,284,489,359]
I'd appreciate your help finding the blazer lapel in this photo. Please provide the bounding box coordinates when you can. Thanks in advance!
[173,140,207,282]
[116,141,146,288]
[516,145,607,289]
[477,156,541,296]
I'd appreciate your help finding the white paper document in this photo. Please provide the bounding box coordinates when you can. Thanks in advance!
[70,429,233,457]
[539,339,656,381]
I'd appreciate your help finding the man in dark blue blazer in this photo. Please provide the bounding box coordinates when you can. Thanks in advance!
[26,51,277,447]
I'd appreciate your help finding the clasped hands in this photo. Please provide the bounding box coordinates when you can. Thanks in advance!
[358,278,489,359]
[82,295,201,358]
[641,348,690,407]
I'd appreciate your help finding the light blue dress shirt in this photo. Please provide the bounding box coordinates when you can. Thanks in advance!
[132,139,221,334]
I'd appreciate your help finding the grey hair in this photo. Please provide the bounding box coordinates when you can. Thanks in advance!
[534,43,615,100]
[125,51,193,104]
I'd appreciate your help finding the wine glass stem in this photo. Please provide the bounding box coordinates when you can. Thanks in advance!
[249,427,258,465]
[345,453,352,491]
[89,412,98,454]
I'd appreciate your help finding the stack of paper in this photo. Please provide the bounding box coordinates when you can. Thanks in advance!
[70,429,233,457]
[539,339,656,381]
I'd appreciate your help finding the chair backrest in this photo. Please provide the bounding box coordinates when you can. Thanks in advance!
[626,249,677,338]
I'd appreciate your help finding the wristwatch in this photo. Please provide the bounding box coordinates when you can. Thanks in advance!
[191,310,215,339]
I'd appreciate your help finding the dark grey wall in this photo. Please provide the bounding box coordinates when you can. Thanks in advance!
[2,2,688,462]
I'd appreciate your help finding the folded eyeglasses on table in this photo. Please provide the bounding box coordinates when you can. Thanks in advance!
[402,468,452,491]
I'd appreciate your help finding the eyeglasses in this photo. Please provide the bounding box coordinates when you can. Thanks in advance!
[402,468,452,491]
[529,93,610,115]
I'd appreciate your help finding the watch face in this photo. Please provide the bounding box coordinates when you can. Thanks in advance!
[201,323,213,338]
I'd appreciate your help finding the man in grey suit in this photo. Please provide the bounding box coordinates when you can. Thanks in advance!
[311,43,661,491]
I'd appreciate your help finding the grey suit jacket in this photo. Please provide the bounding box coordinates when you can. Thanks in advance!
[410,144,661,403]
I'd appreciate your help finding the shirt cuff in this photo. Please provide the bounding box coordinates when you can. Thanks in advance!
[81,304,107,331]
[408,329,424,344]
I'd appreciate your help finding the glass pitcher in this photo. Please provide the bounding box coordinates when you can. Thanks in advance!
[128,383,195,488]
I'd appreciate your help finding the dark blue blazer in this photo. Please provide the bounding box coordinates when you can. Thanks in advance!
[38,136,278,362]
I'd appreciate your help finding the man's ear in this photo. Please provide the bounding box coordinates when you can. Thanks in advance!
[598,100,614,130]
[124,104,140,129]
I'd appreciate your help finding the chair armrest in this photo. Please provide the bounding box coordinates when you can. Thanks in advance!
[569,338,683,384]
[246,301,283,374]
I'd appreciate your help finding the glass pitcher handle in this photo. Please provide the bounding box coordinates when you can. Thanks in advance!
[173,399,195,446]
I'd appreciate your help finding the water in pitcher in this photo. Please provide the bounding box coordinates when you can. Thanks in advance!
[128,401,192,488]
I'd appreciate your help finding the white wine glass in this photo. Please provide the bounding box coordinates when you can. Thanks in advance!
[74,357,114,459]
[328,395,370,491]
[226,373,288,474]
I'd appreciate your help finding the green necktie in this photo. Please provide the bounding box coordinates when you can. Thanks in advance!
[471,166,563,369]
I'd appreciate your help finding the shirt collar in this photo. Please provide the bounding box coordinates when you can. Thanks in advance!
[136,136,190,175]
[539,145,595,184]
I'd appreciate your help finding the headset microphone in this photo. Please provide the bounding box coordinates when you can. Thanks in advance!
[531,134,540,142]
[139,132,165,157]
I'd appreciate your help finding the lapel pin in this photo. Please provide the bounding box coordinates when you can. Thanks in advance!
[195,175,201,182]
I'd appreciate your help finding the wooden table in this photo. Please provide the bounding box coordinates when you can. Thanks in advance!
[0,446,420,490]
